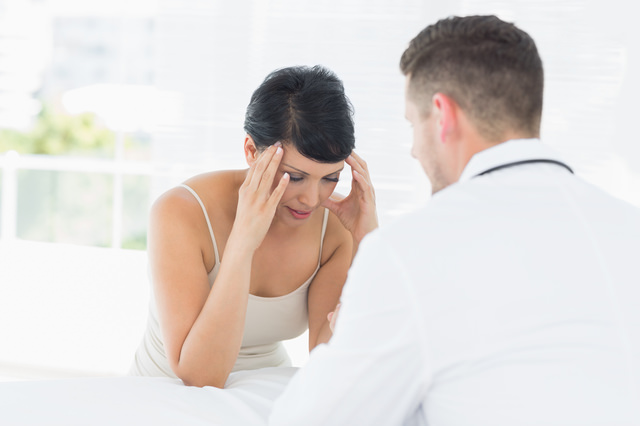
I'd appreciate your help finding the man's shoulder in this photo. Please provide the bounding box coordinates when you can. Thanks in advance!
[367,195,461,253]
[377,183,479,235]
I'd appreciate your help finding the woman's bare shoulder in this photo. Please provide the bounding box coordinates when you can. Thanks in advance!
[320,209,353,263]
[151,170,244,225]
[186,170,244,208]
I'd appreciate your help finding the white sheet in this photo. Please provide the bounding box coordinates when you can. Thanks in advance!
[0,367,298,425]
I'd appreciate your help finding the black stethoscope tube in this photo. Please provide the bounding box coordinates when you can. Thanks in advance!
[475,159,574,177]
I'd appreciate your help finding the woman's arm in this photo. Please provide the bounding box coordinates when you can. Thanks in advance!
[307,219,353,349]
[151,144,289,388]
[149,197,251,387]
[310,151,378,347]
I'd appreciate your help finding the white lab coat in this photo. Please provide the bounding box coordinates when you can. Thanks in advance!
[270,139,640,426]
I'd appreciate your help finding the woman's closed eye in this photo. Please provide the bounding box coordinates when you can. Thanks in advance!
[287,175,340,183]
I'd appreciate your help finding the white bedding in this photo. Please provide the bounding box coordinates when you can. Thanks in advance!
[0,367,298,425]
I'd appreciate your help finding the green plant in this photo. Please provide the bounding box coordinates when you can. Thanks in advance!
[0,103,115,156]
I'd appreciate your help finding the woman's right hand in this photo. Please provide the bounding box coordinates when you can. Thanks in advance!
[228,142,290,254]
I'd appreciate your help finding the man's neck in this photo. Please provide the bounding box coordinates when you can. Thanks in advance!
[453,131,537,183]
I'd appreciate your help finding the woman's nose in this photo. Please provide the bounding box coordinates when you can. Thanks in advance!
[298,184,320,208]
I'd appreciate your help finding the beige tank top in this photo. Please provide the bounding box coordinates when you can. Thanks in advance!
[130,183,329,378]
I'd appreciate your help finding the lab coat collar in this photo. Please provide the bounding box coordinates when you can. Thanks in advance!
[458,138,571,183]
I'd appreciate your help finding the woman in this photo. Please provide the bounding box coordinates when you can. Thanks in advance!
[130,65,377,388]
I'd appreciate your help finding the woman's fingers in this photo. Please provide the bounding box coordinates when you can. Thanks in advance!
[246,142,281,190]
[352,169,369,193]
[354,170,375,194]
[321,193,346,216]
[347,153,372,182]
[242,142,287,213]
[348,154,375,203]
[259,144,283,193]
[268,171,290,208]
[347,151,370,176]
[321,196,337,213]
[243,151,265,189]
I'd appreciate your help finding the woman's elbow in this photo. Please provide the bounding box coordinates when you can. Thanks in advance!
[181,375,225,389]
[172,362,228,388]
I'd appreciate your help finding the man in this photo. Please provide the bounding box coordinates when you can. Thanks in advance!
[270,15,640,425]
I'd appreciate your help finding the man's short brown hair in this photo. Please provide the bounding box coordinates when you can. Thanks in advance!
[400,15,544,141]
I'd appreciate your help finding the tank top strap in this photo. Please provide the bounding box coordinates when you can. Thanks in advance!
[178,183,221,265]
[318,208,329,265]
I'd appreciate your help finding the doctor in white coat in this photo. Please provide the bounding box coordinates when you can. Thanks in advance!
[270,15,640,426]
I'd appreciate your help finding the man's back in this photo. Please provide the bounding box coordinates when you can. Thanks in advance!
[271,15,640,425]
[379,140,640,424]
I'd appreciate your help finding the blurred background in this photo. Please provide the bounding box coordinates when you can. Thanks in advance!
[0,0,638,381]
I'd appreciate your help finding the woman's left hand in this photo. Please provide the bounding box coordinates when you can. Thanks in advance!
[322,151,378,247]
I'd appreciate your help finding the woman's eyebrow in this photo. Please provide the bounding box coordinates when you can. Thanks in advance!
[282,163,309,175]
[282,164,344,176]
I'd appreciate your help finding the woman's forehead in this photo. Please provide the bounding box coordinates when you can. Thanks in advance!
[280,145,345,175]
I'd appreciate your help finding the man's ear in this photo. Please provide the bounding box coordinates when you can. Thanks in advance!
[244,135,259,166]
[432,93,458,144]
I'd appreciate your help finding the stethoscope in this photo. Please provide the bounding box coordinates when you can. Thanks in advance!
[474,159,574,177]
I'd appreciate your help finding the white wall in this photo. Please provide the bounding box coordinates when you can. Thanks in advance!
[151,0,640,215]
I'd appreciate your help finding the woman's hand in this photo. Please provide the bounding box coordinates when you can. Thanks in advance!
[228,143,290,254]
[327,303,341,333]
[322,152,378,248]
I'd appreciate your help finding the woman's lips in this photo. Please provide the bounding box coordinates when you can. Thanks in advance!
[287,207,312,220]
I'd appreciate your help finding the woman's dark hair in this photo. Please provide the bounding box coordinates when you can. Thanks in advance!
[244,65,355,163]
